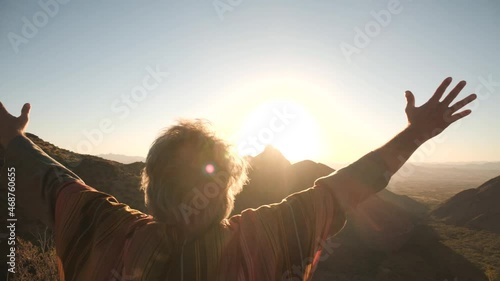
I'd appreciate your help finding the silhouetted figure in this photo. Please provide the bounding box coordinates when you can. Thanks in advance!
[0,77,476,280]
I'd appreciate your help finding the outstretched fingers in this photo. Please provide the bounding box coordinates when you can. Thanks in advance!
[448,109,472,123]
[0,102,31,122]
[442,80,467,106]
[450,93,477,113]
[430,77,453,102]
[446,93,476,124]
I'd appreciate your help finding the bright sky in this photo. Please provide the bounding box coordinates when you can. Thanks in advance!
[1,0,499,165]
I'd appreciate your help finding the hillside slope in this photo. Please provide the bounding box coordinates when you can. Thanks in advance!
[433,176,500,234]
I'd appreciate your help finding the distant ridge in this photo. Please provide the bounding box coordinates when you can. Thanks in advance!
[97,153,146,164]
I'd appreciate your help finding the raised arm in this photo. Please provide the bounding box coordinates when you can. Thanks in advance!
[0,102,160,280]
[377,77,476,174]
[315,77,477,210]
[0,102,82,227]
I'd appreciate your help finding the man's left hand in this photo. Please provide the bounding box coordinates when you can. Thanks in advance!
[0,102,31,148]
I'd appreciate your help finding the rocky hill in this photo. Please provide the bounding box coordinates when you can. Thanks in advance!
[433,176,500,234]
[233,146,335,214]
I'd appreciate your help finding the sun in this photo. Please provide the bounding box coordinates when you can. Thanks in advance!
[208,76,365,165]
[234,99,322,163]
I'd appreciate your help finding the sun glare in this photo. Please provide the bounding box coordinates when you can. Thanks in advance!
[207,76,368,165]
[234,99,323,163]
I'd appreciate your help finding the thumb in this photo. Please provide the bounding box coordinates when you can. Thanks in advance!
[20,103,31,122]
[405,91,415,109]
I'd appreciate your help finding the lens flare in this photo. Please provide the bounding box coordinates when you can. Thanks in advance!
[205,164,215,174]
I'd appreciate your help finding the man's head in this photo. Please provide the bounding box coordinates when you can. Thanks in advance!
[141,119,248,231]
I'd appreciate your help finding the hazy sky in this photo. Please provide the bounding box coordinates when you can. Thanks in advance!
[1,0,499,165]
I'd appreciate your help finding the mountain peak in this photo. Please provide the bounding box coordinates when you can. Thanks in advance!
[251,145,290,167]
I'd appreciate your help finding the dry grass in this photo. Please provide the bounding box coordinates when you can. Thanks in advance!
[11,237,58,281]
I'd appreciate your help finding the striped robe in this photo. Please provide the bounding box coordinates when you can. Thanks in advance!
[1,135,391,281]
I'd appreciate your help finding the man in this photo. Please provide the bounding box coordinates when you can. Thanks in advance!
[0,77,476,281]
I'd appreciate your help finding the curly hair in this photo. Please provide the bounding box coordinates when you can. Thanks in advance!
[141,119,248,231]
